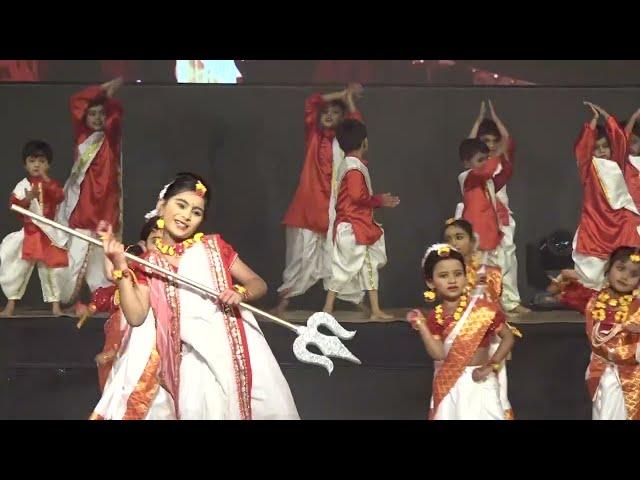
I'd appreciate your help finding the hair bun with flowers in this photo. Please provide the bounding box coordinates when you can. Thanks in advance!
[194,180,207,197]
[144,181,174,220]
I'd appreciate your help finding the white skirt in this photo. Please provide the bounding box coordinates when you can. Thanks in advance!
[144,387,177,420]
[178,244,299,420]
[432,366,505,420]
[93,309,176,420]
[179,314,300,420]
[591,364,627,420]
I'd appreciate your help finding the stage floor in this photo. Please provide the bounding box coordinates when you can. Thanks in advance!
[1,306,585,324]
[1,309,591,420]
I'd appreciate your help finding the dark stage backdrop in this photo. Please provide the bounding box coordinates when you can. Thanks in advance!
[6,60,640,86]
[1,84,639,309]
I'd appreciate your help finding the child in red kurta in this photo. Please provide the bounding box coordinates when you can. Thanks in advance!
[322,119,400,319]
[275,83,363,315]
[0,140,68,316]
[56,77,124,304]
[571,102,640,290]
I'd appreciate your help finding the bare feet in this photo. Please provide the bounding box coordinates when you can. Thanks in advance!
[370,310,394,320]
[51,302,63,317]
[0,300,16,317]
[357,302,371,317]
[323,291,337,315]
[508,304,532,315]
[272,297,289,318]
[95,351,115,366]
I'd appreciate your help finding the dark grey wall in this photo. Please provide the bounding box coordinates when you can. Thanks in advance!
[2,84,639,309]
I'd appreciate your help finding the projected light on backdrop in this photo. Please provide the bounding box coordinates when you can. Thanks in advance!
[175,60,243,84]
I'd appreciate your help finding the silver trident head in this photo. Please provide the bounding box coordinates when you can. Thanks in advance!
[292,312,361,375]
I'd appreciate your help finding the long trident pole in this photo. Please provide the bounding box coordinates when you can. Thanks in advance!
[11,204,298,333]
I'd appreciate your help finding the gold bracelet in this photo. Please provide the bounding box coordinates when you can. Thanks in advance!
[112,269,131,282]
[233,284,249,301]
[489,362,501,373]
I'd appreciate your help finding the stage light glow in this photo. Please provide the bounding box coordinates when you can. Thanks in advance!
[175,60,242,84]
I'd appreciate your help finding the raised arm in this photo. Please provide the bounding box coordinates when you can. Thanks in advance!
[625,107,640,139]
[407,309,446,361]
[463,156,501,190]
[487,100,510,156]
[574,102,600,183]
[468,101,486,138]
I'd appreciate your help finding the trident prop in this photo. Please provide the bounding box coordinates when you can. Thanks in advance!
[11,204,361,374]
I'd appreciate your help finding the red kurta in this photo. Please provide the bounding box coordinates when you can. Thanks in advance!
[461,155,511,251]
[282,93,362,233]
[558,280,595,315]
[10,176,68,267]
[574,117,640,257]
[495,138,515,226]
[69,85,122,232]
[334,158,383,245]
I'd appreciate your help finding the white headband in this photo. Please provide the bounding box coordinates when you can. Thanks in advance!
[421,243,461,270]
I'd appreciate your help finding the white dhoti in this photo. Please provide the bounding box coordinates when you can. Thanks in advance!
[496,215,522,312]
[277,226,327,299]
[571,228,607,290]
[0,230,60,303]
[493,184,523,311]
[431,367,505,420]
[324,223,387,305]
[485,236,521,312]
[56,230,111,304]
[591,364,627,420]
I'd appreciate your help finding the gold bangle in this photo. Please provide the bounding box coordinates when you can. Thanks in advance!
[112,269,131,282]
[489,362,501,373]
[233,284,249,301]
